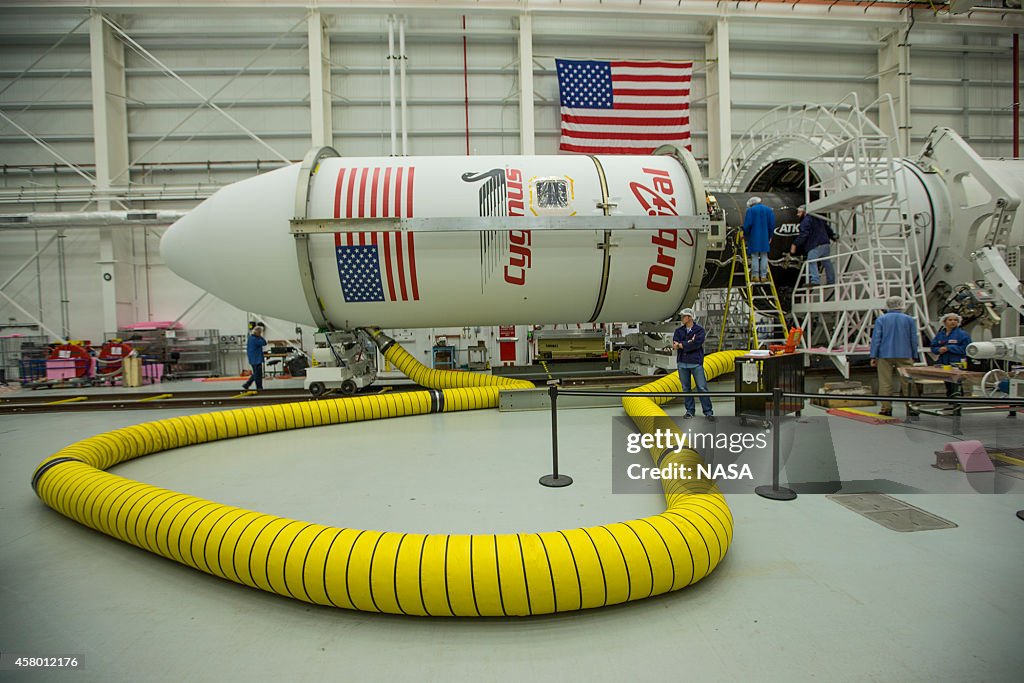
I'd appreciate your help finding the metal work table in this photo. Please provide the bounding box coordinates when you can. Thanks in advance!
[899,365,1017,435]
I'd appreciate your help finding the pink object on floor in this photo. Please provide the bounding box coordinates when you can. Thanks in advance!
[46,357,93,380]
[142,363,163,383]
[945,440,995,473]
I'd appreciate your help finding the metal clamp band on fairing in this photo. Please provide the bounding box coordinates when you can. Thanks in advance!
[654,144,712,316]
[292,146,341,330]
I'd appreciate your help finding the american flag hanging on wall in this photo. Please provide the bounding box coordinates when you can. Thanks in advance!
[555,59,693,154]
[333,166,420,302]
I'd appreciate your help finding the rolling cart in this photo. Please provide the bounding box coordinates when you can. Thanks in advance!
[735,352,805,427]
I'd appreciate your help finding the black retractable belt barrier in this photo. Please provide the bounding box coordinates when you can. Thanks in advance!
[540,382,572,488]
[754,387,798,501]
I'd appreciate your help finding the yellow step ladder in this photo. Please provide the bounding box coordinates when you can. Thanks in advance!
[717,233,789,351]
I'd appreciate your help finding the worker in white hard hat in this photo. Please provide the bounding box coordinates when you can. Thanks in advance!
[869,296,919,417]
[742,196,775,284]
[672,308,715,421]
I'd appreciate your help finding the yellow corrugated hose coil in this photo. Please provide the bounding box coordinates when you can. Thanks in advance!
[31,328,742,616]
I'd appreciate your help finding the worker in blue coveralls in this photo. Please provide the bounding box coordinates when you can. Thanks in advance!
[241,324,267,391]
[930,312,972,398]
[790,205,837,286]
[742,196,775,283]
[673,308,715,421]
[870,296,920,417]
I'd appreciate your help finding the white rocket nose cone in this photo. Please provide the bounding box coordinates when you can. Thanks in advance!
[160,164,314,325]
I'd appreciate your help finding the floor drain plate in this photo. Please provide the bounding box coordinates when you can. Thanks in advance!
[827,493,958,532]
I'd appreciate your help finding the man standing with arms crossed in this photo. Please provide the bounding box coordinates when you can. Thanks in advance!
[870,296,920,417]
[673,308,715,421]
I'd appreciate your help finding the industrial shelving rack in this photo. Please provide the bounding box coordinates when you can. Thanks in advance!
[164,329,222,378]
[432,344,456,370]
[217,333,247,377]
[0,335,49,384]
[115,327,222,379]
[115,327,168,360]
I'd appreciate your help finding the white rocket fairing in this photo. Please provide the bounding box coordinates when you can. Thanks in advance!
[161,129,1024,336]
[161,149,711,328]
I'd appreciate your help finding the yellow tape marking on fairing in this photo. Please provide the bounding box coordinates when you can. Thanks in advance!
[32,340,741,616]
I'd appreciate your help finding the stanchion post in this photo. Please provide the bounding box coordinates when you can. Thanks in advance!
[756,387,797,501]
[540,381,572,488]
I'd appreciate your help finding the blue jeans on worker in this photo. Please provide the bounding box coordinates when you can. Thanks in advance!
[750,252,769,279]
[677,362,713,416]
[806,244,834,285]
[242,362,264,391]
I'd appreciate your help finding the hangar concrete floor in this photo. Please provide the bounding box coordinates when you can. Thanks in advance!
[1,379,1022,682]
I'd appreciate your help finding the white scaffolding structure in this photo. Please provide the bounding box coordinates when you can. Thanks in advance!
[698,287,751,351]
[719,94,932,376]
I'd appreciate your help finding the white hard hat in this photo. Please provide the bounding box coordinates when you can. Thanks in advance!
[680,308,696,319]
[747,196,762,207]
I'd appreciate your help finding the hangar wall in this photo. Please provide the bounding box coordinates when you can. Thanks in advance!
[0,2,1019,345]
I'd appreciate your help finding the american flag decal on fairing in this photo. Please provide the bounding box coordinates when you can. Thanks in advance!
[334,166,419,302]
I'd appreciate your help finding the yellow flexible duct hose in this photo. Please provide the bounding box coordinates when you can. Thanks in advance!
[368,328,533,392]
[31,332,742,616]
[623,350,745,542]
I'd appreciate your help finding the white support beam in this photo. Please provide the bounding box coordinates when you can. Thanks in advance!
[90,12,129,199]
[0,233,57,292]
[62,3,1024,27]
[101,16,291,163]
[0,110,95,183]
[97,227,135,333]
[388,15,397,156]
[308,11,333,149]
[705,18,731,181]
[91,13,133,336]
[3,2,1023,31]
[0,289,66,343]
[877,27,911,157]
[400,16,409,156]
[518,12,535,155]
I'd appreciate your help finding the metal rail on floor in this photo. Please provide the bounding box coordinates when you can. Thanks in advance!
[0,374,662,415]
[0,388,309,414]
[1,387,302,403]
